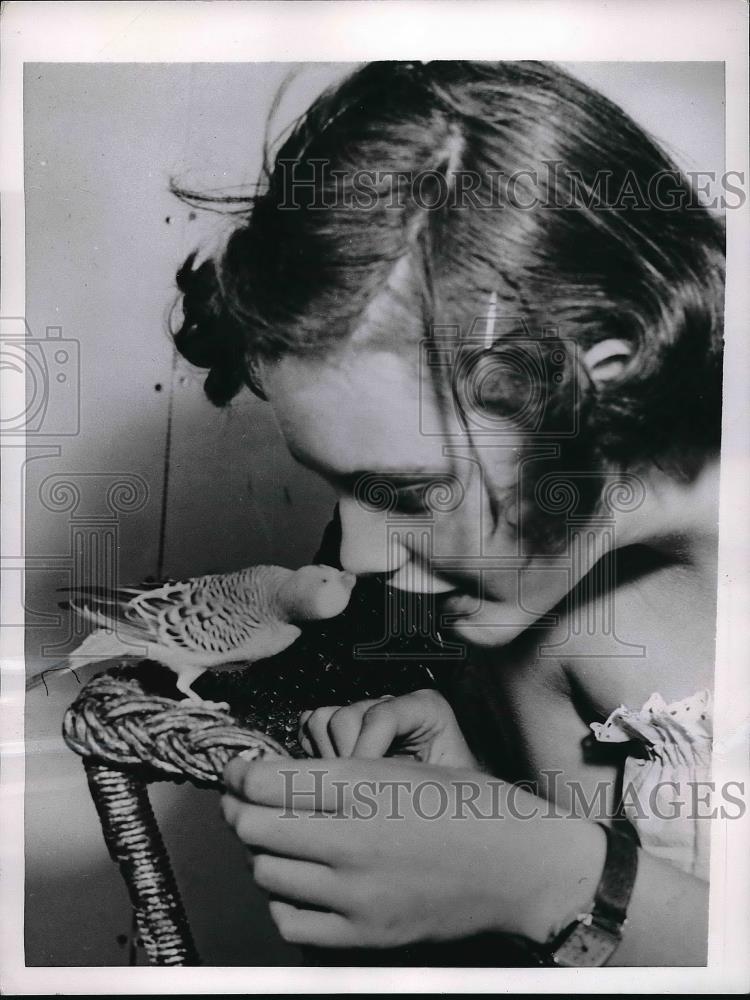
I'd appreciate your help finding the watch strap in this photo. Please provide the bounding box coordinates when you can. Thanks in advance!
[589,822,639,935]
[544,823,639,967]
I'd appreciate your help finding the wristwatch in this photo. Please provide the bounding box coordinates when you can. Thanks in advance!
[542,823,639,967]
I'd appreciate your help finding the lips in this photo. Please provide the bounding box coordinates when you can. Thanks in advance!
[439,591,479,615]
[386,563,457,594]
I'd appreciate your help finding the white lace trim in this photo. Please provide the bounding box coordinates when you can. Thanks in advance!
[590,690,712,880]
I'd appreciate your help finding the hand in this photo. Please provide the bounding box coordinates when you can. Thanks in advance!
[221,755,606,950]
[298,688,480,769]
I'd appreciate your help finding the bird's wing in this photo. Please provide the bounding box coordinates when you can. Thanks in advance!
[64,579,223,653]
[64,575,278,658]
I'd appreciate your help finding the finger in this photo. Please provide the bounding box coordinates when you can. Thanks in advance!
[353,690,446,759]
[300,706,339,758]
[352,700,400,759]
[327,700,381,757]
[297,711,316,758]
[225,756,320,806]
[297,709,314,756]
[252,853,345,911]
[223,755,395,810]
[221,797,338,863]
[268,900,361,948]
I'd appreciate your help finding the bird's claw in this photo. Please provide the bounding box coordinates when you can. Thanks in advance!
[200,698,231,714]
[184,694,231,714]
[175,672,230,713]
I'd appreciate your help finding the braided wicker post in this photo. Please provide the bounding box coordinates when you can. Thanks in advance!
[63,670,289,967]
[84,762,200,966]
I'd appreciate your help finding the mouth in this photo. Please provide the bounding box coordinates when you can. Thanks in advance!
[437,590,480,615]
[385,563,457,595]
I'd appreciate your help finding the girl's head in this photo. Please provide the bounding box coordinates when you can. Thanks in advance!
[172,61,724,632]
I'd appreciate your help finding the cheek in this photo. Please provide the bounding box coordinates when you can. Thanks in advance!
[427,455,526,601]
[428,486,514,573]
[435,455,521,551]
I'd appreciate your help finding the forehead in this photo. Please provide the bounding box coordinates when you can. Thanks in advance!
[262,348,449,474]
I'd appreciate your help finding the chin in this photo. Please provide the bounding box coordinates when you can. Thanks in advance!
[443,618,522,648]
[438,594,530,648]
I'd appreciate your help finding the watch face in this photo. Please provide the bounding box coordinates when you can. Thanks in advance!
[553,922,622,968]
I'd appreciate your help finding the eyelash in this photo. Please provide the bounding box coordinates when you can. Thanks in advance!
[392,484,432,514]
[335,475,449,516]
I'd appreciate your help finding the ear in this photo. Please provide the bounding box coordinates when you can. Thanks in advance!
[583,338,633,384]
[245,356,268,400]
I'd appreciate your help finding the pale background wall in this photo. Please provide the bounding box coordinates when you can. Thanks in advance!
[22,61,724,966]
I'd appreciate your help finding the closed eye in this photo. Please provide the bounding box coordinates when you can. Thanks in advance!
[392,482,433,515]
[323,469,456,516]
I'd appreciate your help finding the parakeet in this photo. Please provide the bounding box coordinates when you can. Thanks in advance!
[28,564,356,706]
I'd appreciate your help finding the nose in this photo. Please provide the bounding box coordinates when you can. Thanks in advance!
[338,496,410,576]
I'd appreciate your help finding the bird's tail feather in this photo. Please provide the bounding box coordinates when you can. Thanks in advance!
[25,629,147,692]
[64,600,114,631]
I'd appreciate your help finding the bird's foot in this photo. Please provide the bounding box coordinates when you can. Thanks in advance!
[198,698,232,714]
[183,690,231,714]
[176,672,231,714]
[184,687,231,714]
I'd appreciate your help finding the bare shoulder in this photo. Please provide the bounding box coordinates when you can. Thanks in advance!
[462,542,717,781]
[551,546,717,719]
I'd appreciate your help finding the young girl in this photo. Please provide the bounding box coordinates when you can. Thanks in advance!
[174,61,723,965]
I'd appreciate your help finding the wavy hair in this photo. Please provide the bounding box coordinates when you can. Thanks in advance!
[171,60,725,546]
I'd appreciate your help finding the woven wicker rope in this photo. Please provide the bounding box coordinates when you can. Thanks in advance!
[63,671,289,966]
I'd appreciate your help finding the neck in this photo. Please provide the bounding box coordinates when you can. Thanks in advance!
[612,453,720,565]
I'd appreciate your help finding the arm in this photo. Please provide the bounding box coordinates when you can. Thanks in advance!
[221,751,709,964]
[612,849,708,965]
[521,807,708,966]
